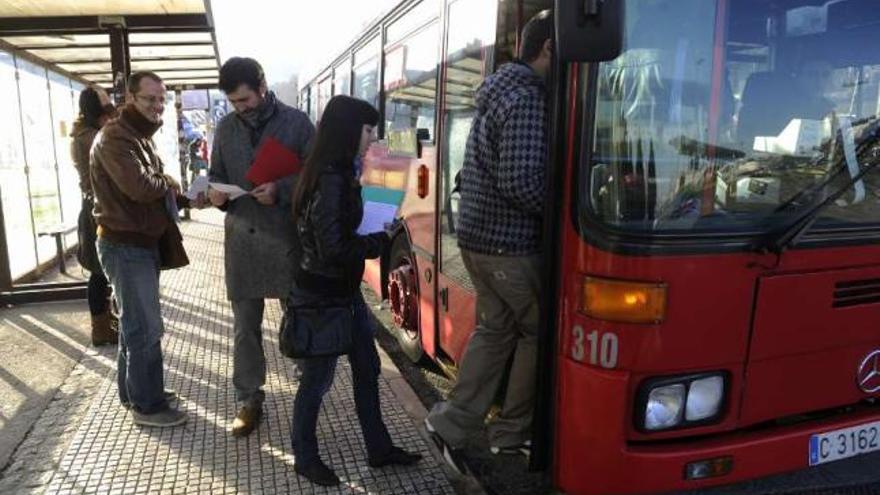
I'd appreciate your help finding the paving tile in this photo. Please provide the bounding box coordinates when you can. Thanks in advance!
[11,210,457,495]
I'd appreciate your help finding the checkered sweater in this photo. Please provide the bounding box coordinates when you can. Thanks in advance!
[458,62,548,256]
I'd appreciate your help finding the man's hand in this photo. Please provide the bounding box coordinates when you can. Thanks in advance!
[164,174,182,194]
[251,182,277,206]
[208,188,229,207]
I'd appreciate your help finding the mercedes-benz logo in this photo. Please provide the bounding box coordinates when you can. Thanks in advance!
[857,350,880,394]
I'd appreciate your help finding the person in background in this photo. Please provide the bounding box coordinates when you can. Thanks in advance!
[208,57,315,437]
[425,9,553,472]
[288,95,421,486]
[91,71,190,427]
[71,85,118,346]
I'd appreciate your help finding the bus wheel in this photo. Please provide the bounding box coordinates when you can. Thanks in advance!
[387,236,424,363]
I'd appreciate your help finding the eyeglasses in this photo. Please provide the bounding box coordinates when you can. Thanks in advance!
[135,94,167,106]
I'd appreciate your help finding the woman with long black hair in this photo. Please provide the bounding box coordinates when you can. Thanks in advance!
[289,95,422,486]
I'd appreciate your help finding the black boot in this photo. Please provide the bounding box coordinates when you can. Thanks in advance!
[368,446,423,468]
[294,459,340,486]
[90,310,118,346]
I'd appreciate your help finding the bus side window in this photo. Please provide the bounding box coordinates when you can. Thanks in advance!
[383,22,439,143]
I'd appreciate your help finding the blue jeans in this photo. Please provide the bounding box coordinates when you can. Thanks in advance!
[290,294,393,465]
[97,239,168,414]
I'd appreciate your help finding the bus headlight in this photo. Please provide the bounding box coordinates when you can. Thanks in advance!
[686,376,724,421]
[637,372,728,432]
[645,384,685,430]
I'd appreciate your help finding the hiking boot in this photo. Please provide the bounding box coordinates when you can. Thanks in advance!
[368,446,423,468]
[231,404,262,437]
[121,389,178,410]
[424,418,469,476]
[294,459,340,486]
[90,310,118,346]
[131,408,187,427]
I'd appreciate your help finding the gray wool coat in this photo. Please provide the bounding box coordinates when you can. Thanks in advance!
[209,92,315,300]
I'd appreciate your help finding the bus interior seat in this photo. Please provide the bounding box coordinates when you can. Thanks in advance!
[736,71,799,150]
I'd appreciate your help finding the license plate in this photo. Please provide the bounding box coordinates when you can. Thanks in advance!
[809,420,880,466]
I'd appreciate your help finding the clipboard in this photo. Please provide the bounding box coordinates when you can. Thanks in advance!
[245,136,303,185]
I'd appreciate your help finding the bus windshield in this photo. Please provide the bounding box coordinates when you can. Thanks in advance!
[583,0,880,237]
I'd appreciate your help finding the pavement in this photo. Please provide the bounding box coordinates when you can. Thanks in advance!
[0,210,459,495]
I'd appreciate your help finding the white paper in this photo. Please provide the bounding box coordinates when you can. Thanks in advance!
[357,201,398,235]
[209,182,249,200]
[184,175,209,200]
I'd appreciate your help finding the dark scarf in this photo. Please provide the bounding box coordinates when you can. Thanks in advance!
[237,91,278,129]
[121,103,162,138]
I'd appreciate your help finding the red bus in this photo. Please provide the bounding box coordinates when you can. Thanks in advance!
[300,0,880,493]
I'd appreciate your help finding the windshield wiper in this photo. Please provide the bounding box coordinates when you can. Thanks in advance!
[751,126,880,254]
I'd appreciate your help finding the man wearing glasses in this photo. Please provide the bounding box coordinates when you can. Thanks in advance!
[90,71,191,427]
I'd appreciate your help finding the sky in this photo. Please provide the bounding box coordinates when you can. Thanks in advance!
[211,0,399,86]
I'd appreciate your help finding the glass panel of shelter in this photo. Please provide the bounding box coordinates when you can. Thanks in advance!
[16,57,62,265]
[48,71,80,249]
[0,50,38,280]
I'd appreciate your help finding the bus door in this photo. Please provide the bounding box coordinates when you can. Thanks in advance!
[381,12,442,360]
[436,0,500,363]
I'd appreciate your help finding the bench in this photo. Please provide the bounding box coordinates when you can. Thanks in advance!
[38,223,77,275]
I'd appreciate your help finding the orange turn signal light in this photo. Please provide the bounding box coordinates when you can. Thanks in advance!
[582,276,667,324]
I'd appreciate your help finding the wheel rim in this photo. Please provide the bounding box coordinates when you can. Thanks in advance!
[388,258,419,340]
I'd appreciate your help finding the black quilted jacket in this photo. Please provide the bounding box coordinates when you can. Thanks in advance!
[295,165,388,297]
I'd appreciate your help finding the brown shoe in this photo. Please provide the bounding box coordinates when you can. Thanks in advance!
[231,405,262,437]
[91,310,118,346]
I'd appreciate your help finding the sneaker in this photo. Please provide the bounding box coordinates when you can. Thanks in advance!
[424,418,469,476]
[121,389,178,410]
[368,446,423,468]
[490,440,532,456]
[131,408,187,427]
[294,459,340,486]
[231,404,262,437]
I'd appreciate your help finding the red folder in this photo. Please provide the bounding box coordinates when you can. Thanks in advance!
[245,136,303,185]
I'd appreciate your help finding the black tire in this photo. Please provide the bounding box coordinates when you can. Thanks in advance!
[388,235,425,363]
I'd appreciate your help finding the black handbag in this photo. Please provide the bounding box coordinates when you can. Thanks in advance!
[158,221,189,270]
[76,197,101,273]
[279,301,354,358]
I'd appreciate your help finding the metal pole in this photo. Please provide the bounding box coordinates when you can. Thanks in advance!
[108,25,130,103]
[0,189,13,291]
[176,89,191,220]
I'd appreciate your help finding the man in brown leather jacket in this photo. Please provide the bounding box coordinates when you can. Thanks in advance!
[90,71,188,428]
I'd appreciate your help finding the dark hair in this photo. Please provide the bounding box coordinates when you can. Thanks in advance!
[519,9,554,62]
[291,95,379,220]
[128,71,163,94]
[219,57,266,94]
[78,87,105,129]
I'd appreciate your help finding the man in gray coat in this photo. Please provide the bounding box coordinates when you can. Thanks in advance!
[208,57,314,437]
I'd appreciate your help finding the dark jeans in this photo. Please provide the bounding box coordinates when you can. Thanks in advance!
[97,239,168,414]
[87,270,110,316]
[290,294,392,466]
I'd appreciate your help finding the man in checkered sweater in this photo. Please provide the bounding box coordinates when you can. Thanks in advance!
[426,10,552,467]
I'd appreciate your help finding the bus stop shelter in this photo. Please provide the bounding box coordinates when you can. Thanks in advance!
[0,0,221,304]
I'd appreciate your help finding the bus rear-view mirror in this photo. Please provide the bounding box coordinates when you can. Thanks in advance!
[555,0,624,63]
